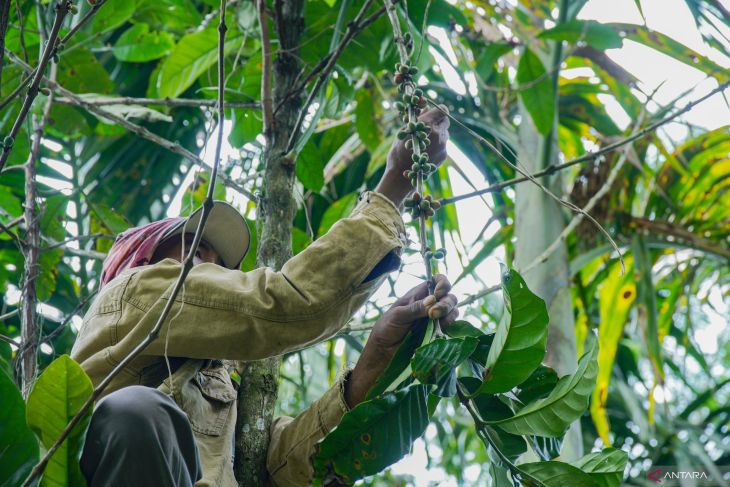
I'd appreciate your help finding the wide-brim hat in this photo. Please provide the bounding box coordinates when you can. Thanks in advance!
[161,201,250,269]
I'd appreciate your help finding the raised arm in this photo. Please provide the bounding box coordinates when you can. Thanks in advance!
[266,276,459,487]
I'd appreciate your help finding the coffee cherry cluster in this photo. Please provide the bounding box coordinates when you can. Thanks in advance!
[402,151,437,187]
[403,191,441,219]
[425,247,447,261]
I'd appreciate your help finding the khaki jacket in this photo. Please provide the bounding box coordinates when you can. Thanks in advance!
[70,192,405,486]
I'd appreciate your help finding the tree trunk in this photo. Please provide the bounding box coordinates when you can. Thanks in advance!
[514,0,582,461]
[233,0,305,484]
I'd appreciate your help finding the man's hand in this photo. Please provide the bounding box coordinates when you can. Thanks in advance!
[344,275,458,408]
[375,105,450,207]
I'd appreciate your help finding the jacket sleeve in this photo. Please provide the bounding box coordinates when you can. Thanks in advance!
[266,373,351,487]
[100,192,404,362]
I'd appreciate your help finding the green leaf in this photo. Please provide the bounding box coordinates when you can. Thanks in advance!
[611,24,729,82]
[487,340,598,437]
[444,320,484,338]
[296,141,326,192]
[519,461,600,487]
[58,48,114,95]
[0,186,22,218]
[228,109,262,148]
[411,337,478,396]
[92,0,135,33]
[0,369,39,487]
[515,365,559,404]
[476,42,514,79]
[476,268,548,394]
[40,195,68,242]
[573,448,628,487]
[26,355,94,487]
[112,23,175,62]
[355,89,382,152]
[517,48,555,136]
[314,385,431,484]
[37,249,64,302]
[538,21,622,50]
[158,28,246,98]
[631,236,662,381]
[87,201,130,236]
[317,192,358,237]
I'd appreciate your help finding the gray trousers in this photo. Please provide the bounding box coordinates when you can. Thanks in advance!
[80,385,202,487]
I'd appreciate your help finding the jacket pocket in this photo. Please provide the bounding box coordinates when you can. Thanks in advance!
[181,366,237,436]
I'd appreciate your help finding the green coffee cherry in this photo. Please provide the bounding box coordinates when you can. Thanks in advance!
[3,136,14,148]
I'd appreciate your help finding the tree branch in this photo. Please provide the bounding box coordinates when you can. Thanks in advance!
[18,59,56,399]
[6,51,256,201]
[55,95,259,109]
[520,112,643,276]
[276,4,387,117]
[441,79,730,206]
[0,0,70,173]
[631,217,730,260]
[21,2,230,483]
[257,0,274,140]
[285,1,385,153]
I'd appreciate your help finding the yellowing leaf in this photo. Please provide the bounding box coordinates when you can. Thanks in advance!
[590,258,635,446]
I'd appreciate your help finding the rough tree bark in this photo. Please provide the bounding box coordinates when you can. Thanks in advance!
[234,0,305,484]
[514,0,583,460]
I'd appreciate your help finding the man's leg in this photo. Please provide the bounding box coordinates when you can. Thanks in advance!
[80,385,201,487]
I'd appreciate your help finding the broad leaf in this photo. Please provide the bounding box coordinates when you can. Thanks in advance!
[573,448,629,487]
[26,355,94,487]
[91,0,135,33]
[444,320,484,338]
[229,109,262,148]
[0,370,39,487]
[296,141,326,192]
[487,340,598,437]
[591,259,635,446]
[411,337,478,397]
[517,48,555,135]
[314,385,431,484]
[519,461,600,487]
[515,365,559,404]
[158,28,246,98]
[112,24,175,62]
[355,89,382,152]
[476,269,548,394]
[538,21,622,50]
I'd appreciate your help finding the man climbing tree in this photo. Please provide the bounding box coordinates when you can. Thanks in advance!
[70,107,455,486]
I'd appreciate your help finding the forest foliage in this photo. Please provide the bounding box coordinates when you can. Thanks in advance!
[1,0,729,485]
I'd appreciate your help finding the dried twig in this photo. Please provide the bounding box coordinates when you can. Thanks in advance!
[274,5,387,117]
[21,1,231,484]
[257,0,274,140]
[0,0,71,173]
[41,232,115,251]
[285,2,386,152]
[55,96,259,109]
